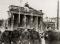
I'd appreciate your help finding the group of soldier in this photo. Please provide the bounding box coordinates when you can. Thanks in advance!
[0,28,44,44]
[0,28,59,44]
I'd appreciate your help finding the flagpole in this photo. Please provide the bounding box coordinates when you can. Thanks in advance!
[57,0,59,30]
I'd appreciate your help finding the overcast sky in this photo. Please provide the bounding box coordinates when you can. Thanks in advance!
[0,0,59,19]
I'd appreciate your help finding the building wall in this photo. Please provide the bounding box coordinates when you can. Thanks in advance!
[7,5,44,32]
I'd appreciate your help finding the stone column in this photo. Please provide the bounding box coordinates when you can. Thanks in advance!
[23,15,26,28]
[11,14,14,30]
[18,14,20,27]
[18,8,20,26]
[38,17,41,33]
[40,17,43,32]
[26,15,30,29]
[30,16,33,29]
[36,16,38,31]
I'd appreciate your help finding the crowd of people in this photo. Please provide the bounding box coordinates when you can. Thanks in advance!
[0,28,59,44]
[0,28,43,44]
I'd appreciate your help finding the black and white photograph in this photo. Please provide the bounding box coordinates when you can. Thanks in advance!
[0,0,60,44]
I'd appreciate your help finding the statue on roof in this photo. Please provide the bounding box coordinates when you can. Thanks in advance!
[25,2,29,7]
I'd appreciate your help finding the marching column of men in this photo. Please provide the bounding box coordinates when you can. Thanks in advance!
[0,28,58,44]
[0,28,42,44]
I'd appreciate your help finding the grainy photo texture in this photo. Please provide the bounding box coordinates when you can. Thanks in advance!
[0,0,60,44]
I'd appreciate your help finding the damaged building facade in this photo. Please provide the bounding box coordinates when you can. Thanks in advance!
[7,4,44,32]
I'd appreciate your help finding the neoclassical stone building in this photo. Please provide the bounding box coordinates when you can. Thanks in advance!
[7,4,44,32]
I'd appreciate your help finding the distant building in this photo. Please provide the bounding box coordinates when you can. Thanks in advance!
[6,4,44,32]
[49,17,60,30]
[43,17,55,31]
